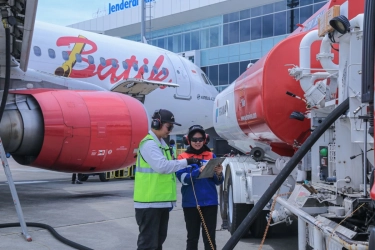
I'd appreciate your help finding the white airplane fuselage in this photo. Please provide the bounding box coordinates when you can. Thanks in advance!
[27,21,218,134]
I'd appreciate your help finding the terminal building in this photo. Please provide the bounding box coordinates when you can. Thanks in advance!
[70,0,328,93]
[69,0,328,154]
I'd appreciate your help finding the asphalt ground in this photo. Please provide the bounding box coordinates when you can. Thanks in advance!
[0,158,298,250]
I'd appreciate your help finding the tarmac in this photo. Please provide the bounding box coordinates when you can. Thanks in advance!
[0,158,298,250]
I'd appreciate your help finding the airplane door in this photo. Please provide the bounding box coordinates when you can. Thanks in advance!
[167,53,191,100]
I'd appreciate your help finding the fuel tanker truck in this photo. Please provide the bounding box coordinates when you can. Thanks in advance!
[215,0,375,249]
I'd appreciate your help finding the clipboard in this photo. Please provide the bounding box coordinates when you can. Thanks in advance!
[197,157,225,179]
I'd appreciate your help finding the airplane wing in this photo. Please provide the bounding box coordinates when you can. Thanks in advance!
[0,0,38,72]
[110,78,179,103]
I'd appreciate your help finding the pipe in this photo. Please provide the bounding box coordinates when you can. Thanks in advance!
[299,30,323,93]
[350,14,364,33]
[276,197,368,249]
[364,119,368,197]
[223,98,349,250]
[318,35,339,74]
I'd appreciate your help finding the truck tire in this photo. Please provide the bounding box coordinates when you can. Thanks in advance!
[99,173,109,182]
[227,174,251,237]
[250,210,268,238]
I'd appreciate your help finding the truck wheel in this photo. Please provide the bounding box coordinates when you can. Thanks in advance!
[250,210,268,238]
[227,175,251,237]
[99,173,109,182]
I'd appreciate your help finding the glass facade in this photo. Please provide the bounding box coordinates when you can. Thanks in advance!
[124,0,328,92]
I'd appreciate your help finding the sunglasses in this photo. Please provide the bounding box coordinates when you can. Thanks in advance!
[165,124,174,131]
[191,137,204,143]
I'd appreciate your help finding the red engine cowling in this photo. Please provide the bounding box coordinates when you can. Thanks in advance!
[10,89,148,172]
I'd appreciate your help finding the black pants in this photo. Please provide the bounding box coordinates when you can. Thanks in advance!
[135,208,169,250]
[71,173,83,182]
[183,206,217,250]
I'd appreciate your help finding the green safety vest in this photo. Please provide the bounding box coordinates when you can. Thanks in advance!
[134,134,177,203]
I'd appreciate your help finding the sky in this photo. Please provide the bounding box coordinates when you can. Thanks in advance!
[36,0,109,26]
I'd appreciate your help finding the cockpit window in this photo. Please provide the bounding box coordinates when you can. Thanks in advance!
[201,73,213,85]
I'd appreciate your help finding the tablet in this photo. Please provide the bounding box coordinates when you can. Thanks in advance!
[197,157,225,179]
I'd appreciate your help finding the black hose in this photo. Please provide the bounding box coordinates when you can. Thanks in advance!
[0,222,93,250]
[0,26,10,123]
[223,98,349,250]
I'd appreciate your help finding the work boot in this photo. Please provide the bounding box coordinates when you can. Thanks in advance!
[75,180,83,184]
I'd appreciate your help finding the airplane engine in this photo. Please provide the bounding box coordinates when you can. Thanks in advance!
[0,89,149,172]
[214,32,336,156]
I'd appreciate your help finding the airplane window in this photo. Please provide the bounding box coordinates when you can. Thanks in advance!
[48,49,55,59]
[111,59,118,68]
[133,62,138,71]
[100,57,106,66]
[88,55,94,65]
[62,51,69,61]
[143,65,149,73]
[153,66,158,74]
[122,61,128,70]
[33,46,41,57]
[75,53,82,63]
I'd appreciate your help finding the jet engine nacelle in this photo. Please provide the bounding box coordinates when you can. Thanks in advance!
[1,89,149,172]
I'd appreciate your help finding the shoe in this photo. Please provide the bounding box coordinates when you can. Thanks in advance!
[75,180,83,184]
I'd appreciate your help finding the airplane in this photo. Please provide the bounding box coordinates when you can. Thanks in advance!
[0,0,218,174]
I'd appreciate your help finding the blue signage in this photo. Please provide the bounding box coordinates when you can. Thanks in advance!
[108,0,155,14]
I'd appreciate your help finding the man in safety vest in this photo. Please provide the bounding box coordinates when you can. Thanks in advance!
[134,109,200,250]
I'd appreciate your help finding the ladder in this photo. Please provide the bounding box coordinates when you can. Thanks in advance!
[0,137,32,241]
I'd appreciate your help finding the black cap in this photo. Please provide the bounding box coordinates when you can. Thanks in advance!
[152,109,181,126]
[169,139,175,145]
[188,125,205,139]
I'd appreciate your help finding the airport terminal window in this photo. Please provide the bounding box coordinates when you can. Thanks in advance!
[251,17,261,40]
[262,15,274,38]
[240,20,251,42]
[240,9,250,20]
[207,65,219,86]
[229,62,239,84]
[223,24,229,45]
[301,0,314,6]
[274,12,287,36]
[158,38,165,48]
[209,27,220,47]
[263,3,274,14]
[287,8,300,33]
[274,1,286,11]
[33,46,41,57]
[168,37,173,51]
[48,49,55,59]
[200,29,209,49]
[184,33,191,51]
[240,60,251,74]
[314,2,326,12]
[219,64,228,86]
[300,5,314,23]
[228,12,239,22]
[191,31,200,50]
[173,35,182,53]
[251,6,262,17]
[228,22,239,44]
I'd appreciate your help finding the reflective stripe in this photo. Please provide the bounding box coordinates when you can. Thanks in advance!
[136,167,156,173]
[181,173,188,185]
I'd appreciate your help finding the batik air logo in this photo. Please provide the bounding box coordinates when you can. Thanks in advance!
[54,35,170,84]
[215,100,228,123]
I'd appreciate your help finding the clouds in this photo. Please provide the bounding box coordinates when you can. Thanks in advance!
[36,0,108,26]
